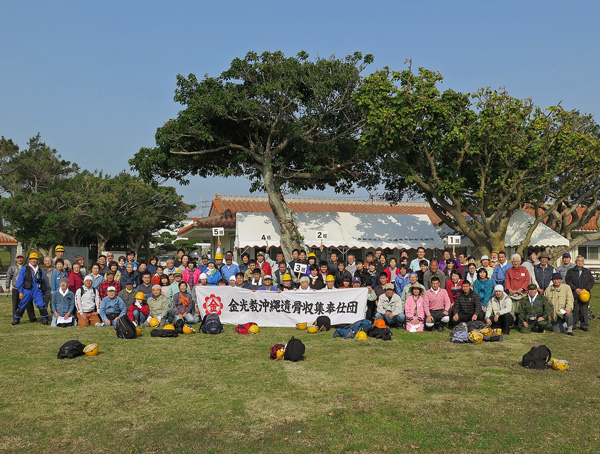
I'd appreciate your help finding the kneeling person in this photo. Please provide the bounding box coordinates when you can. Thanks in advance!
[485,285,515,334]
[51,278,75,327]
[144,285,171,327]
[423,276,451,332]
[99,287,127,326]
[518,283,552,333]
[127,292,150,326]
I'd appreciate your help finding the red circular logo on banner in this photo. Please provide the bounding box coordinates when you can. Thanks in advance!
[203,294,223,315]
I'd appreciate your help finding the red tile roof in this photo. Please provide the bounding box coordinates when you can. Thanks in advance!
[180,194,441,235]
[523,207,599,232]
[0,231,18,245]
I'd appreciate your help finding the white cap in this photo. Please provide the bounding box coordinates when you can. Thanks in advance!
[84,274,94,282]
[199,273,207,280]
[107,286,116,292]
[480,255,490,261]
[229,275,236,281]
[494,284,504,292]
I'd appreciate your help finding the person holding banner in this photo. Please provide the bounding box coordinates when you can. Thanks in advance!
[334,261,353,288]
[273,261,294,288]
[376,283,405,328]
[234,272,253,290]
[279,274,297,291]
[308,265,324,290]
[250,268,263,289]
[297,276,313,291]
[257,275,280,291]
[323,275,337,290]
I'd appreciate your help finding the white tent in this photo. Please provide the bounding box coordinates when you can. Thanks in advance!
[234,212,444,250]
[437,209,569,248]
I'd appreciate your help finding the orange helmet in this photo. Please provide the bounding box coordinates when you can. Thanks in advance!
[374,318,387,329]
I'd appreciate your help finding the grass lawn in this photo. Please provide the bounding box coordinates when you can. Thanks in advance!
[1,294,599,453]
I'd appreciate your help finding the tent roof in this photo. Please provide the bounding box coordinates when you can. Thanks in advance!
[234,212,444,250]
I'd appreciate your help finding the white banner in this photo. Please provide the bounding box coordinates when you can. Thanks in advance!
[195,286,368,327]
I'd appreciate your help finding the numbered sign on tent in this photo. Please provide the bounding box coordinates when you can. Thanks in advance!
[212,227,225,237]
[293,263,308,274]
[260,234,272,241]
[316,231,328,240]
[447,235,461,245]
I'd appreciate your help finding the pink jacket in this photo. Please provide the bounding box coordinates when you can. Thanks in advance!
[404,295,425,332]
[423,288,451,316]
[182,268,202,287]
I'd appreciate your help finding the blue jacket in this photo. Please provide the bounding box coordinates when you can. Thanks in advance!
[394,274,411,297]
[473,279,493,308]
[220,264,240,281]
[206,269,222,286]
[257,285,279,292]
[51,269,69,292]
[491,262,512,286]
[99,296,127,319]
[51,290,75,316]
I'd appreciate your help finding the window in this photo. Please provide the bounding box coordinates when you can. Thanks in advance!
[578,246,599,261]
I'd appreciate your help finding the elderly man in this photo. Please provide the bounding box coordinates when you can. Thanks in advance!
[491,251,512,287]
[99,286,127,326]
[522,251,539,288]
[504,254,530,298]
[485,284,515,334]
[11,253,49,326]
[376,283,405,328]
[451,281,484,325]
[423,276,451,331]
[6,255,37,323]
[52,245,72,270]
[534,252,554,295]
[565,256,595,332]
[556,253,574,280]
[144,285,171,327]
[517,283,552,333]
[546,272,575,336]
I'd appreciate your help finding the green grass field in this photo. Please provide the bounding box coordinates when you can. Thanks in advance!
[1,294,599,454]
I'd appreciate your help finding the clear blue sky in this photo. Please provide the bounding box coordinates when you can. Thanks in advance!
[1,1,598,217]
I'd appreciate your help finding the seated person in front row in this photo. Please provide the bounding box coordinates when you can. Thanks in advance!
[404,285,425,332]
[144,285,172,327]
[51,278,75,327]
[375,283,405,328]
[172,282,195,323]
[257,275,279,291]
[423,276,451,332]
[75,275,102,327]
[517,283,552,333]
[450,281,484,326]
[99,287,127,326]
[485,285,514,335]
[545,272,575,336]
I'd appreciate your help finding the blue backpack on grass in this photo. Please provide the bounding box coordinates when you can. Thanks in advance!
[333,319,372,339]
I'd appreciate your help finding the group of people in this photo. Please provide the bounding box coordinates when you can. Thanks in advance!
[6,245,595,336]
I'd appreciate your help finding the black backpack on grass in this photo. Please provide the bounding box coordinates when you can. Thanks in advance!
[57,340,85,359]
[316,315,331,331]
[202,313,223,334]
[115,316,137,339]
[522,345,551,369]
[284,337,305,362]
[150,329,178,337]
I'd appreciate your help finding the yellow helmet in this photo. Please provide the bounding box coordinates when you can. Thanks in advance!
[135,292,146,300]
[296,322,307,330]
[182,324,196,334]
[355,330,368,340]
[148,317,160,328]
[479,327,493,338]
[579,290,591,303]
[215,253,223,260]
[307,326,318,334]
[135,326,143,336]
[308,252,317,258]
[54,245,65,252]
[276,348,285,360]
[28,252,39,260]
[492,328,502,336]
[551,358,569,371]
[326,275,335,282]
[469,332,484,344]
[83,343,99,356]
[163,324,175,331]
[282,273,292,281]
[248,324,260,334]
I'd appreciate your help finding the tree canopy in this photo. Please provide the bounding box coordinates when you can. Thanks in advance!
[356,65,600,255]
[130,50,375,260]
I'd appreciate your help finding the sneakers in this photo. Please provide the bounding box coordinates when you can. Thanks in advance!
[567,332,575,336]
[40,317,49,326]
[9,318,20,326]
[94,322,102,327]
[436,325,444,332]
[580,327,589,332]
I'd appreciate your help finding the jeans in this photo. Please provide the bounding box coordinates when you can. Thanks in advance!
[131,310,147,325]
[375,312,405,327]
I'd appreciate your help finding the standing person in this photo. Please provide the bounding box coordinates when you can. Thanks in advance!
[445,271,464,307]
[534,252,554,294]
[546,273,575,336]
[415,260,429,286]
[319,245,339,275]
[383,257,400,284]
[556,253,574,280]
[238,253,250,275]
[173,249,186,268]
[404,286,425,332]
[97,255,108,277]
[6,255,36,323]
[473,268,493,309]
[89,264,104,289]
[484,285,514,334]
[490,251,499,268]
[220,255,240,282]
[423,259,446,290]
[410,247,429,272]
[423,276,451,332]
[463,263,478,285]
[98,270,121,300]
[159,275,171,298]
[68,263,84,294]
[479,255,494,278]
[108,261,121,285]
[11,253,49,326]
[118,279,137,309]
[74,275,101,327]
[120,262,138,288]
[52,245,71,270]
[504,254,530,298]
[394,265,411,297]
[346,254,357,275]
[50,259,69,295]
[51,278,75,327]
[438,250,453,272]
[41,256,54,311]
[74,255,88,276]
[308,265,324,290]
[182,261,201,295]
[491,251,512,287]
[204,261,222,286]
[125,250,138,271]
[136,271,153,298]
[565,256,595,332]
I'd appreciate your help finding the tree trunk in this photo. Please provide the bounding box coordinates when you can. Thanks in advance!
[97,233,108,256]
[263,168,303,262]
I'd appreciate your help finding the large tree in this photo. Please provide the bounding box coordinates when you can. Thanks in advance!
[130,50,374,260]
[356,65,600,255]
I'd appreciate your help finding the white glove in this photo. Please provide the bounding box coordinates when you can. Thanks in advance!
[135,302,142,309]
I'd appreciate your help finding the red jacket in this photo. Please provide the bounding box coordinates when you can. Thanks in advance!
[446,279,464,305]
[68,271,83,294]
[127,302,150,322]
